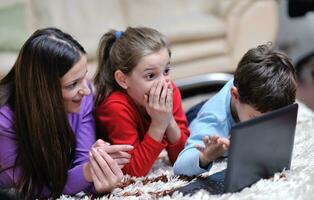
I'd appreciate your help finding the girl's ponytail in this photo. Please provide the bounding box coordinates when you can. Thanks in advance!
[94,30,117,107]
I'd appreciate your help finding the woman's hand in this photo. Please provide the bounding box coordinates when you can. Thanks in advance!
[144,80,173,142]
[92,139,133,168]
[88,147,124,193]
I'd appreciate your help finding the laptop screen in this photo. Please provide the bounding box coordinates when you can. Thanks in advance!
[224,103,298,193]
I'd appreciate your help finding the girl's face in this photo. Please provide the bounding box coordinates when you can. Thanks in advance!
[60,55,90,113]
[124,48,171,107]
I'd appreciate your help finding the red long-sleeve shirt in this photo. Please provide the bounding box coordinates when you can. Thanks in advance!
[95,83,190,177]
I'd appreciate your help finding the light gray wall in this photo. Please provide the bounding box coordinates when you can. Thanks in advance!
[276,0,314,63]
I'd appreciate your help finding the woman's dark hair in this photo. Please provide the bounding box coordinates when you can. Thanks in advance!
[234,44,297,113]
[94,26,170,107]
[0,27,86,198]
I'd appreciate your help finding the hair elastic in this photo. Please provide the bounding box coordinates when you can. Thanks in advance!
[115,31,123,39]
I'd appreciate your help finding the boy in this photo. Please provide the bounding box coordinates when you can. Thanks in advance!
[173,44,297,176]
[295,52,314,111]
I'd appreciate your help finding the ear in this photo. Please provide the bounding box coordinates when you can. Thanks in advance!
[230,86,239,102]
[114,70,128,89]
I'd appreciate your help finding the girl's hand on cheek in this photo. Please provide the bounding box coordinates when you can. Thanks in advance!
[165,82,173,120]
[163,81,182,144]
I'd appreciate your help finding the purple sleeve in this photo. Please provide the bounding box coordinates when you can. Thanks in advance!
[0,106,21,187]
[0,85,96,196]
[63,85,96,194]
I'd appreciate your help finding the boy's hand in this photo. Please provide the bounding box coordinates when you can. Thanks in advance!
[195,135,230,168]
[144,80,173,142]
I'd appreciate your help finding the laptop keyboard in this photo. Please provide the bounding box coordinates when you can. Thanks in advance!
[206,179,225,194]
[178,170,226,195]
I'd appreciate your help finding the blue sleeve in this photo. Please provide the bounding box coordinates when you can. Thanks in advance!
[173,113,222,176]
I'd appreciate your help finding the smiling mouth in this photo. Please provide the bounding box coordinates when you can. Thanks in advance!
[72,99,82,104]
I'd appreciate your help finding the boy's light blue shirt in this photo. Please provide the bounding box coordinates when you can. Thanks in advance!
[173,79,236,176]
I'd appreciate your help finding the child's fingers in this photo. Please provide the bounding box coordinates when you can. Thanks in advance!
[210,135,219,144]
[155,80,163,96]
[165,88,173,111]
[166,80,172,89]
[222,144,228,151]
[218,138,230,150]
[149,81,158,106]
[219,137,230,147]
[108,151,132,159]
[211,135,219,140]
[160,82,168,106]
[195,144,205,152]
[143,94,149,106]
[93,139,110,148]
[118,164,126,169]
[101,144,134,154]
[143,94,150,112]
[115,158,130,167]
[152,81,162,106]
[203,136,210,145]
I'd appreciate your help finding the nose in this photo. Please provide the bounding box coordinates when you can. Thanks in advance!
[160,74,170,84]
[79,79,91,96]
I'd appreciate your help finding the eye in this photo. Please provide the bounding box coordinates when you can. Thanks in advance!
[66,82,78,89]
[164,67,171,76]
[145,73,155,81]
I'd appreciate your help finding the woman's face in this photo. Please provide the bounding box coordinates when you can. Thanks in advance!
[60,55,90,113]
[124,48,171,106]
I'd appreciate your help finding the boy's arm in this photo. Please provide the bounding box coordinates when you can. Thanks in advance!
[173,114,222,176]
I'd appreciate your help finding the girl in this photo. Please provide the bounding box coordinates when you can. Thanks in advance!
[94,27,190,177]
[0,28,132,198]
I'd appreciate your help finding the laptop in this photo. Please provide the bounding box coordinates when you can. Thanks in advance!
[177,103,299,195]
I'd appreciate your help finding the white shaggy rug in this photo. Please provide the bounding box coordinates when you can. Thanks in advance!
[58,102,314,200]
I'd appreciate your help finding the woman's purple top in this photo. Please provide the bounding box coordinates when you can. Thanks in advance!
[0,90,96,196]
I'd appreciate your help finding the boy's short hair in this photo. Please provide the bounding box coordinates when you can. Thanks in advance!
[234,44,297,113]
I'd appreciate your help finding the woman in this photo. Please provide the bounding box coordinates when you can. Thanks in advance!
[0,27,132,198]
